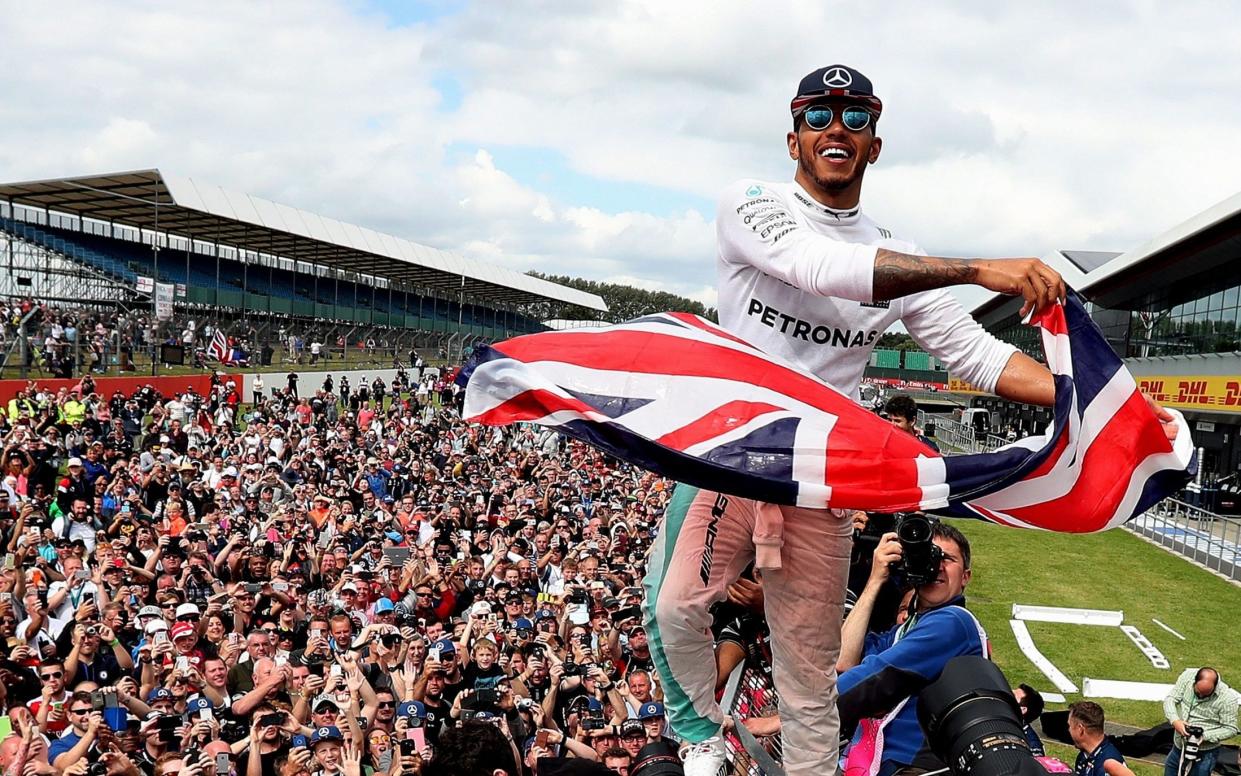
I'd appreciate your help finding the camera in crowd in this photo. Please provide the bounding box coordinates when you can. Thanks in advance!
[1179,725,1206,772]
[896,513,943,586]
[856,511,944,586]
[918,656,1052,776]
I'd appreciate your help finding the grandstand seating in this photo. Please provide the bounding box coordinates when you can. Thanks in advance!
[0,218,543,339]
[871,349,902,368]
[902,350,930,371]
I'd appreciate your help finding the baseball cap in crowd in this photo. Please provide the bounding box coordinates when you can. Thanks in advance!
[534,608,556,622]
[373,598,395,614]
[790,64,883,118]
[145,619,169,636]
[138,605,162,620]
[310,726,343,746]
[637,701,665,720]
[620,719,646,738]
[312,696,340,712]
[512,617,533,632]
[431,638,455,656]
[175,603,200,620]
[396,700,426,720]
[171,622,196,641]
[469,601,492,619]
[186,696,213,714]
[67,457,83,468]
[147,688,173,703]
[340,582,358,594]
[569,696,604,714]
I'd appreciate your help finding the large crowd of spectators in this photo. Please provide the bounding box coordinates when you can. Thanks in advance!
[0,366,688,776]
[1,298,440,379]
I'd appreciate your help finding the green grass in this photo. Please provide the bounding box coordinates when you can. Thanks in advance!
[955,519,1241,737]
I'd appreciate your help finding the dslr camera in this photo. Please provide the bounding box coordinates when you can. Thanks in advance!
[895,513,943,587]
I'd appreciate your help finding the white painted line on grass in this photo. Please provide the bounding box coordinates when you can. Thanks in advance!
[1151,618,1187,641]
[1009,619,1078,693]
[1011,604,1124,627]
[1082,678,1173,702]
[1043,693,1067,704]
[1119,625,1170,669]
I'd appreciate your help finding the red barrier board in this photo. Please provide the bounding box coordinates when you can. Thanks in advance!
[0,373,243,405]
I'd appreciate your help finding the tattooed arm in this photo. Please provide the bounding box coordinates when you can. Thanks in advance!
[873,251,1065,318]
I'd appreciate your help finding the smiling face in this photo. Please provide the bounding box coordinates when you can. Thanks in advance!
[787,100,881,208]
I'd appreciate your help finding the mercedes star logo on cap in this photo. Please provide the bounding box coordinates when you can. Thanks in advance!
[823,66,853,88]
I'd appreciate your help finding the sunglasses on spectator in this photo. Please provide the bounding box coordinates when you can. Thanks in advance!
[377,701,396,708]
[177,615,199,622]
[69,707,93,715]
[41,671,63,680]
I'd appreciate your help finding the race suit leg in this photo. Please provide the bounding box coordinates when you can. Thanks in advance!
[644,485,757,744]
[762,505,853,774]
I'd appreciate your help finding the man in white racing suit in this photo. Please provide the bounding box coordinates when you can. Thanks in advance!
[642,64,1176,776]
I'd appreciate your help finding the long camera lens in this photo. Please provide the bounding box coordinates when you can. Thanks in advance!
[918,656,1050,776]
[896,514,941,586]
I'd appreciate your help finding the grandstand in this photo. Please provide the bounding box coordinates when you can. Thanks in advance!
[0,169,606,370]
[970,188,1241,490]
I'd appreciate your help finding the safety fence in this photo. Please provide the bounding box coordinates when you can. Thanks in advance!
[917,411,1011,454]
[720,650,785,775]
[1126,497,1241,583]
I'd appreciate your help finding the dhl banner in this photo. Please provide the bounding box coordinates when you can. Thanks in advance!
[1135,375,1241,413]
[947,376,986,395]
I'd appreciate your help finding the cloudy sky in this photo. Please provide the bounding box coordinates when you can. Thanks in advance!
[3,0,1240,312]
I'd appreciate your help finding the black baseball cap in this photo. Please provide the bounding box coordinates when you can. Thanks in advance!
[791,64,883,118]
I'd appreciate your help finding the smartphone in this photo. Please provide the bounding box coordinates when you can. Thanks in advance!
[611,606,642,625]
[274,655,288,668]
[308,628,322,641]
[214,753,230,776]
[175,656,190,672]
[290,734,308,750]
[154,631,169,645]
[198,706,214,722]
[272,581,289,593]
[427,647,441,663]
[244,583,262,594]
[535,729,549,749]
[258,713,284,729]
[228,633,240,646]
[2,554,14,571]
[122,504,131,514]
[330,663,342,678]
[74,570,90,581]
[382,547,411,567]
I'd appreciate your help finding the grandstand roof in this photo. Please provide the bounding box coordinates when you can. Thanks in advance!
[0,169,607,311]
[973,187,1241,318]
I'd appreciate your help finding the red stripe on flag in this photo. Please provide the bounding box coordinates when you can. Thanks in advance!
[1032,304,1069,337]
[471,388,597,427]
[1023,420,1070,481]
[979,390,1172,532]
[666,313,756,348]
[656,400,784,450]
[820,424,937,512]
[495,330,870,420]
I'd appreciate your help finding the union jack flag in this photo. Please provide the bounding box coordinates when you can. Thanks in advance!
[459,294,1195,532]
[207,330,232,364]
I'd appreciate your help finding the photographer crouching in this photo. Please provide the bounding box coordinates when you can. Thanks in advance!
[836,517,987,776]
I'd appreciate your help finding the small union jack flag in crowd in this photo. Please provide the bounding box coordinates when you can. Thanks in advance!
[459,293,1195,532]
[207,330,232,364]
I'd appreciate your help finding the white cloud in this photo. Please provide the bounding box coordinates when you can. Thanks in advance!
[2,0,1241,313]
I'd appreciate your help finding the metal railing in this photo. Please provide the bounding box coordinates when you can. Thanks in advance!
[1126,497,1241,582]
[918,411,1012,454]
[720,645,785,775]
